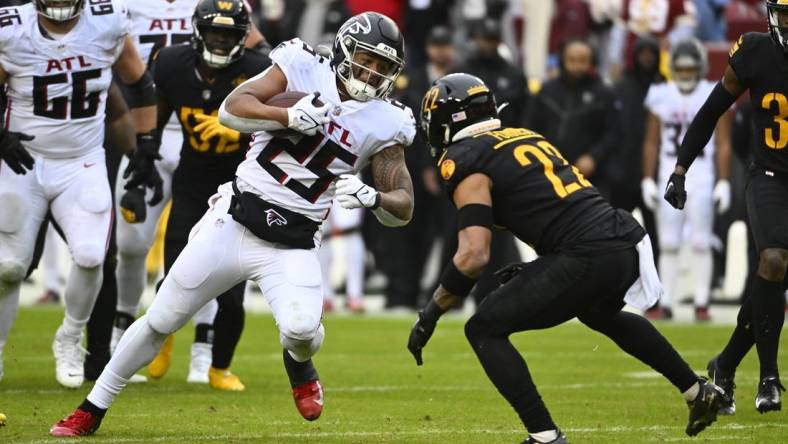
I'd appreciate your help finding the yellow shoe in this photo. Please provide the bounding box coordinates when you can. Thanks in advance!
[209,367,245,391]
[147,334,174,379]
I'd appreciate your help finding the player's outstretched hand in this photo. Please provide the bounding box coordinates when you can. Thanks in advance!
[193,113,240,142]
[119,187,147,224]
[287,92,330,136]
[123,133,163,206]
[0,128,35,174]
[407,311,437,366]
[335,174,380,209]
[663,173,687,210]
[713,180,731,214]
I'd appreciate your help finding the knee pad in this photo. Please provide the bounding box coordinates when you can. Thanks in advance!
[280,313,321,342]
[281,323,324,362]
[0,259,25,284]
[72,243,106,269]
[146,303,187,335]
[0,193,26,233]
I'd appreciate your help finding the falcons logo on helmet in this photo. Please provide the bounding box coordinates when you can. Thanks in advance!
[265,209,287,227]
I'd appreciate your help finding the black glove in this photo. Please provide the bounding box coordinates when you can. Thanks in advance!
[0,127,35,174]
[123,132,163,205]
[493,262,527,286]
[407,300,444,366]
[119,187,147,223]
[663,173,687,210]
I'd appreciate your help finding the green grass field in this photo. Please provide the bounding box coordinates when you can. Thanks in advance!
[0,307,786,443]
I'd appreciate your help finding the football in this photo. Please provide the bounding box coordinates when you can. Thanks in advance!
[265,91,323,108]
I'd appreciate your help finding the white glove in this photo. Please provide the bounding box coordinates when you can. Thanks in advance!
[287,92,331,136]
[335,174,379,209]
[641,177,659,211]
[713,179,731,214]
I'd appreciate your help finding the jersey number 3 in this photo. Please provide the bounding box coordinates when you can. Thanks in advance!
[513,140,592,198]
[762,92,788,149]
[33,69,102,119]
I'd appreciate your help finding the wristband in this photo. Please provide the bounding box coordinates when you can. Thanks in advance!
[457,203,493,230]
[439,261,478,298]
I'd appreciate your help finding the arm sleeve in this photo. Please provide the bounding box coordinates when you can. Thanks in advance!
[676,81,737,169]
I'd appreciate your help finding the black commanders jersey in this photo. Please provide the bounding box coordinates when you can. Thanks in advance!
[730,32,788,173]
[152,44,270,197]
[438,127,645,255]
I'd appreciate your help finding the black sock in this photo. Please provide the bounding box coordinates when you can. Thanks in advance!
[579,311,698,393]
[718,296,755,372]
[465,317,557,434]
[194,323,213,345]
[212,287,245,369]
[283,349,319,388]
[752,276,784,379]
[114,312,135,330]
[79,399,106,417]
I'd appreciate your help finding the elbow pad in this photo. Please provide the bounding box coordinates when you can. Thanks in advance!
[124,70,156,109]
[677,82,736,169]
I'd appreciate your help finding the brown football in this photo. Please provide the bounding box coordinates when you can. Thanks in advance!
[265,91,323,108]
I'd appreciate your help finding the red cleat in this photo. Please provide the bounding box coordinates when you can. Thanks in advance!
[49,409,102,436]
[292,380,323,421]
[695,306,712,322]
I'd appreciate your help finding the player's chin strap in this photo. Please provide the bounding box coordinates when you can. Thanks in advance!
[451,119,502,143]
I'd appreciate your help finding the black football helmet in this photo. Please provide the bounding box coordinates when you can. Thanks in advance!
[420,73,499,159]
[332,12,405,101]
[35,0,84,22]
[669,38,707,94]
[192,0,250,68]
[767,0,788,52]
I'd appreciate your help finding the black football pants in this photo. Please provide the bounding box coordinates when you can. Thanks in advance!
[464,247,699,433]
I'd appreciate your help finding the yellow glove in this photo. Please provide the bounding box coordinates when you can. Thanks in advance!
[193,113,240,142]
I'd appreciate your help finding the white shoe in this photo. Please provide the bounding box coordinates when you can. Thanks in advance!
[52,330,86,389]
[186,342,211,384]
[129,373,148,383]
[110,326,125,356]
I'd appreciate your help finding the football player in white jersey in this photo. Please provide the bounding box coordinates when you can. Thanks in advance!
[112,0,266,383]
[0,0,159,388]
[51,11,415,436]
[641,38,732,321]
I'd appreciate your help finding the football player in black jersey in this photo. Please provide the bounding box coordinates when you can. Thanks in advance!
[407,74,728,443]
[664,0,788,414]
[120,0,270,391]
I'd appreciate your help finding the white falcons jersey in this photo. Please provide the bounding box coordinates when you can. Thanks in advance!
[0,2,129,159]
[128,0,196,67]
[236,38,416,221]
[645,79,716,186]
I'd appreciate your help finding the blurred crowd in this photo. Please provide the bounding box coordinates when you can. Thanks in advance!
[7,0,770,313]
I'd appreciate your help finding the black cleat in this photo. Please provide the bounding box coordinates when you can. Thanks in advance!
[755,376,785,414]
[707,356,736,415]
[522,430,569,443]
[686,378,728,437]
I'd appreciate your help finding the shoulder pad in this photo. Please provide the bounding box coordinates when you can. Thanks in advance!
[270,38,328,73]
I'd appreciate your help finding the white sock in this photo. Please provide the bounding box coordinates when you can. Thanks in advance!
[59,313,84,340]
[64,263,102,325]
[192,299,218,325]
[683,381,700,401]
[115,253,147,316]
[530,429,559,442]
[0,289,20,349]
[345,232,365,299]
[692,249,712,308]
[88,315,168,409]
[658,249,680,308]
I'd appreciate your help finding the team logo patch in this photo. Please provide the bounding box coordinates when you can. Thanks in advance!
[216,1,234,11]
[265,209,287,227]
[451,111,467,122]
[440,159,456,180]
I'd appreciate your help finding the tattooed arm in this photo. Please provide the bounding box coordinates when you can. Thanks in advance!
[370,144,414,226]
